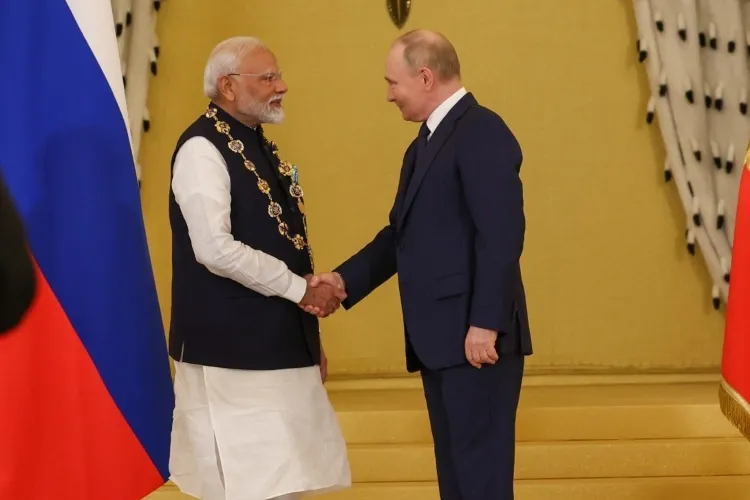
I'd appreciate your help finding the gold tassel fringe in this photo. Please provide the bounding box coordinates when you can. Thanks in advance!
[719,377,750,441]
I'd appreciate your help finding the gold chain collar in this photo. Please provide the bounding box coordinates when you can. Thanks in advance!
[204,106,314,269]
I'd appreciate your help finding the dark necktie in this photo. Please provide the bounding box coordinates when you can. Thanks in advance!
[416,121,430,155]
[403,122,430,191]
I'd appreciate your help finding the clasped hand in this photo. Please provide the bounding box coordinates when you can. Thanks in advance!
[299,273,346,318]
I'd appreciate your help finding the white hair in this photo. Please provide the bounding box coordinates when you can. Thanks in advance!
[203,36,267,100]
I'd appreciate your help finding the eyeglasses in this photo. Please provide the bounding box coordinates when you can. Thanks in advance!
[228,72,283,85]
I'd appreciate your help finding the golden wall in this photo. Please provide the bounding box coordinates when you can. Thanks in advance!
[139,0,725,377]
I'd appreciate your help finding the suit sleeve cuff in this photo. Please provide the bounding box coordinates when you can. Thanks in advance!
[284,274,308,304]
[469,297,510,334]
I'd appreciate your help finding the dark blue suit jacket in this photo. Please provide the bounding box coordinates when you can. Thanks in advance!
[335,92,532,372]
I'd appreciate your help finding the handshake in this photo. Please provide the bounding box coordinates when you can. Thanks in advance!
[298,272,347,318]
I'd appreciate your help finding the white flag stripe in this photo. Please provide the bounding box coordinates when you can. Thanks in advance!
[66,0,134,153]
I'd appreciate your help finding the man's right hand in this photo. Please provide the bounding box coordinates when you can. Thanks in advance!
[309,272,345,291]
[299,274,346,318]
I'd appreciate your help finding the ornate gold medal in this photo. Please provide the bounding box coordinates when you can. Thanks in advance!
[204,106,314,269]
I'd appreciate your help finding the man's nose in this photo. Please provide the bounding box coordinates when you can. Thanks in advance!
[274,79,288,94]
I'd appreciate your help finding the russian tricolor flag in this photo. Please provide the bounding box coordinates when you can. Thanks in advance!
[0,1,174,499]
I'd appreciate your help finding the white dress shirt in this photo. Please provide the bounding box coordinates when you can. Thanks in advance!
[425,87,468,139]
[171,136,308,304]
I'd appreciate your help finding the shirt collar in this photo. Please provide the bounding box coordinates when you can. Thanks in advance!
[425,87,467,136]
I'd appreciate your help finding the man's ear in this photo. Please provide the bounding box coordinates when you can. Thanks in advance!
[419,67,435,89]
[217,75,235,101]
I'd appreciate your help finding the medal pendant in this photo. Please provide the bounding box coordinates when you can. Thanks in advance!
[290,184,303,198]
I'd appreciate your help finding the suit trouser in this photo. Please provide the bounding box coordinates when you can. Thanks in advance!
[421,355,524,500]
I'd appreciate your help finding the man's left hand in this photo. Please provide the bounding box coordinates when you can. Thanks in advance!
[465,326,499,368]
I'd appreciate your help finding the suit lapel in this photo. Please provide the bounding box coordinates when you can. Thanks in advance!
[398,93,476,227]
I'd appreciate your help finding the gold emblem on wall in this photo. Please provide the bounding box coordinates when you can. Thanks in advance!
[387,0,411,29]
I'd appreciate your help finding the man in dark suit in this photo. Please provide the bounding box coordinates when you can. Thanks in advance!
[0,172,36,334]
[307,29,532,499]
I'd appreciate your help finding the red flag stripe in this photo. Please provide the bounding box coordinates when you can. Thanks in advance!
[0,263,164,499]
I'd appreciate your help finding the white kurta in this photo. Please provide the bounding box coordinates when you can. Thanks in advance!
[168,122,351,499]
[169,361,351,500]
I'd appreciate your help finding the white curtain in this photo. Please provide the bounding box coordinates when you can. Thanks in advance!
[632,0,750,309]
[110,0,162,184]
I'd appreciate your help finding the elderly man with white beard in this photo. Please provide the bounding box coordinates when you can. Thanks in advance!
[166,36,351,500]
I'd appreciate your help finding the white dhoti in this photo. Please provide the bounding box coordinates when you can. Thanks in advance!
[168,361,351,500]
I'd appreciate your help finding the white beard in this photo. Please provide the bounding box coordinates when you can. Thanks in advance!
[239,94,285,124]
[261,103,285,124]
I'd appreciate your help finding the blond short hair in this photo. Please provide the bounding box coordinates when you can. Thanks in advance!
[395,30,461,82]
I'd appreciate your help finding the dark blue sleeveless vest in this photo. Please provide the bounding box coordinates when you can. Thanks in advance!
[168,104,319,370]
